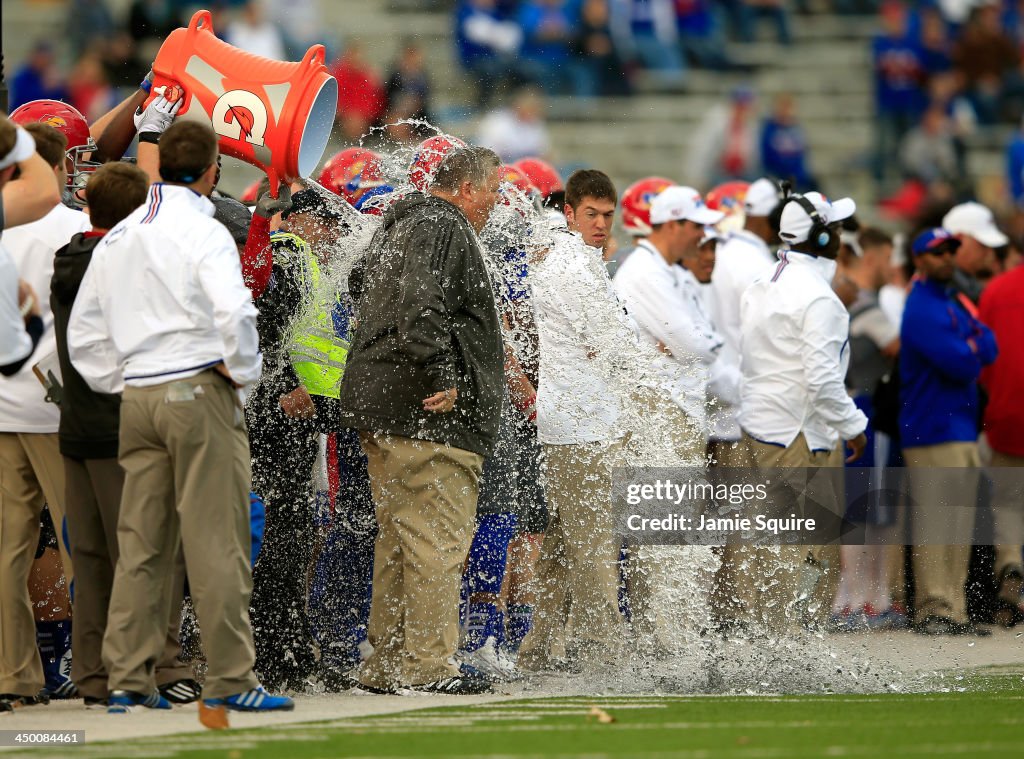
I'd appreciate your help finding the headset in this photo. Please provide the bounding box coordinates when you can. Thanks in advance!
[788,194,833,250]
[766,178,794,236]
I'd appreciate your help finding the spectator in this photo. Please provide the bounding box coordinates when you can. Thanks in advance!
[1008,117,1024,212]
[226,1,287,61]
[518,0,575,93]
[67,52,117,125]
[384,41,433,126]
[942,201,1008,304]
[127,0,183,61]
[687,86,759,191]
[455,0,523,106]
[10,42,68,110]
[570,0,630,97]
[951,2,1019,124]
[733,0,792,46]
[266,0,326,60]
[872,1,927,185]
[66,0,116,59]
[760,93,816,192]
[978,252,1024,628]
[899,105,960,189]
[675,0,737,71]
[329,42,387,141]
[99,32,149,92]
[610,0,686,86]
[477,88,552,163]
[918,5,953,77]
[900,228,997,636]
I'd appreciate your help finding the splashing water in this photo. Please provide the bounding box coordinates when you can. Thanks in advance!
[245,120,913,697]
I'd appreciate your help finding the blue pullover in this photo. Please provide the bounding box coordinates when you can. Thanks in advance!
[899,277,997,448]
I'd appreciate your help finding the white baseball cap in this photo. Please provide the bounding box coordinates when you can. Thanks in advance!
[744,177,782,217]
[0,126,36,171]
[649,186,724,226]
[941,202,1008,248]
[778,191,856,245]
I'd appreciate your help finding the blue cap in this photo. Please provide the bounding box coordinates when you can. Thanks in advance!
[912,227,961,256]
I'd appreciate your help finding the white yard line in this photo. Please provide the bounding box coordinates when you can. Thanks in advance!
[0,629,1020,749]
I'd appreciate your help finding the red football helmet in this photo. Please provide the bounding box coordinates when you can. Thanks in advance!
[318,147,385,206]
[408,134,466,191]
[620,176,674,237]
[10,100,99,195]
[706,180,750,233]
[499,164,537,196]
[512,157,563,200]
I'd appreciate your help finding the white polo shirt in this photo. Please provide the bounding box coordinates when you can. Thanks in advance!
[739,249,867,452]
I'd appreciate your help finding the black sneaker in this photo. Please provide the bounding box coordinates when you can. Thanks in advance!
[401,666,492,695]
[83,696,108,709]
[158,678,202,704]
[0,691,50,709]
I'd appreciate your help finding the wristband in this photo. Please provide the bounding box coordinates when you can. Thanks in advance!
[138,132,160,145]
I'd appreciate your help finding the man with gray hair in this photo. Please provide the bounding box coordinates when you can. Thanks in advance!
[341,145,504,694]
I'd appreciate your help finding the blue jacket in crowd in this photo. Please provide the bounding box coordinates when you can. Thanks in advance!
[1007,132,1024,209]
[872,34,927,115]
[899,277,998,449]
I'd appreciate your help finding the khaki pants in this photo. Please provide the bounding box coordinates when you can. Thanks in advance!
[102,373,257,700]
[520,440,625,667]
[905,442,980,625]
[991,450,1024,579]
[63,456,190,700]
[728,433,843,633]
[358,432,483,689]
[0,432,72,695]
[708,439,755,624]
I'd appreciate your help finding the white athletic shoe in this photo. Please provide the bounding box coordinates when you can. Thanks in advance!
[459,637,520,682]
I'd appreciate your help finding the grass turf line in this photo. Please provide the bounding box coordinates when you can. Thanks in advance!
[10,677,1024,758]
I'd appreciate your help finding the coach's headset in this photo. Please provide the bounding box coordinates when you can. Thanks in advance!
[770,185,835,251]
[765,178,792,235]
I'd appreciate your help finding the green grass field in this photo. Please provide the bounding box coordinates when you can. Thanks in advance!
[21,672,1024,759]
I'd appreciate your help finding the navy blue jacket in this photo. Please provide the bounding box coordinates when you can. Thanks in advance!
[899,278,998,448]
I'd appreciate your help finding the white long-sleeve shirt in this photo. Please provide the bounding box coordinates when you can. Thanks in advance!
[613,240,714,429]
[739,249,867,451]
[0,204,90,432]
[677,265,741,415]
[532,230,642,445]
[708,228,776,441]
[69,184,261,394]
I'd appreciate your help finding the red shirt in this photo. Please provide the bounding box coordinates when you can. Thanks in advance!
[979,265,1024,457]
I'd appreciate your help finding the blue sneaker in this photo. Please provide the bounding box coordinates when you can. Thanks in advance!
[107,690,171,713]
[203,686,294,712]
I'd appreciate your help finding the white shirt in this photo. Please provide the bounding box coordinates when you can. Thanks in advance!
[69,184,261,395]
[532,230,635,445]
[226,21,286,61]
[0,204,89,432]
[613,240,715,431]
[0,244,32,369]
[708,228,776,441]
[739,249,867,451]
[476,109,551,164]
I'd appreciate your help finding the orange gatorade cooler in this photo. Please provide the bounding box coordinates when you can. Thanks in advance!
[146,9,337,194]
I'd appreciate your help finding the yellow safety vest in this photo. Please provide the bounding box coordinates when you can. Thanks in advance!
[278,232,350,399]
